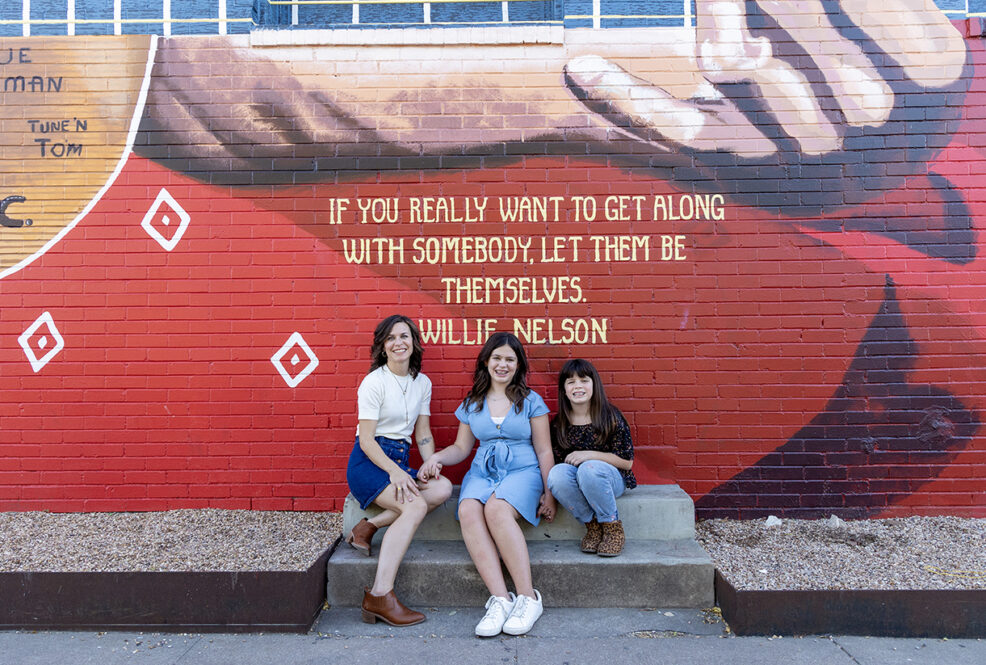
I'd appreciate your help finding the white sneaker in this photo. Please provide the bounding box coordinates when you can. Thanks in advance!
[475,593,516,637]
[502,590,543,635]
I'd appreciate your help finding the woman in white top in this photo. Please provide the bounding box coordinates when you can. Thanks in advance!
[345,315,452,626]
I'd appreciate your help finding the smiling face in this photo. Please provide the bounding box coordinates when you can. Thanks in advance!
[486,344,519,387]
[564,374,594,408]
[384,321,414,367]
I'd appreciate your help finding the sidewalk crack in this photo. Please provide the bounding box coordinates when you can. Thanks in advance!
[172,635,204,663]
[831,636,862,665]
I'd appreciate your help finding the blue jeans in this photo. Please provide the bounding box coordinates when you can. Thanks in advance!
[547,460,626,524]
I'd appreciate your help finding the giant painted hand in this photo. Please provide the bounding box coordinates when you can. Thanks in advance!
[566,0,966,158]
[562,0,969,213]
[137,1,970,218]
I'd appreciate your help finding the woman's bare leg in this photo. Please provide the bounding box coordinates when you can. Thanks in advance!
[368,477,451,594]
[368,474,451,529]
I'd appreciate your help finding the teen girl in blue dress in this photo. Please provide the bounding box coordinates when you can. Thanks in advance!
[419,332,555,637]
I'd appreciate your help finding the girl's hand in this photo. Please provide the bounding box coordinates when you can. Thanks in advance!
[538,492,556,522]
[564,450,596,466]
[418,456,443,481]
[389,468,421,503]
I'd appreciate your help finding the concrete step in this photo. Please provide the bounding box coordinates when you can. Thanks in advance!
[341,484,696,544]
[326,539,714,608]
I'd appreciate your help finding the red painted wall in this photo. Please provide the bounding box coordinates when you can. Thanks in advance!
[2,11,986,517]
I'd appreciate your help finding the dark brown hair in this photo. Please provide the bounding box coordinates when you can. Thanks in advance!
[368,315,424,378]
[553,358,622,449]
[461,332,530,413]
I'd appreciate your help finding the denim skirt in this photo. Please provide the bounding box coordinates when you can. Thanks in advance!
[347,435,420,509]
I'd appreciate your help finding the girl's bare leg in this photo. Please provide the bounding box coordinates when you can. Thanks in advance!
[484,497,535,598]
[459,498,510,598]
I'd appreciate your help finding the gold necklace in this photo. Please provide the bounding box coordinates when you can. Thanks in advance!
[385,366,411,425]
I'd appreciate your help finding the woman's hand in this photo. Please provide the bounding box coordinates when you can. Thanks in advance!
[538,492,556,522]
[389,467,421,503]
[418,455,444,482]
[564,450,597,467]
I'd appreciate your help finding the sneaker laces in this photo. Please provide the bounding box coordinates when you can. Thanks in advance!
[509,594,532,621]
[480,595,512,625]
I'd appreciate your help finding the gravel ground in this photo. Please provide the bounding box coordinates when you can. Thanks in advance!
[5,510,984,591]
[0,510,343,572]
[697,515,986,591]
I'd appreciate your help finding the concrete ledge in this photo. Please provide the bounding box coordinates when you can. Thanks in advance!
[327,539,713,608]
[0,541,338,633]
[342,484,696,543]
[715,570,986,638]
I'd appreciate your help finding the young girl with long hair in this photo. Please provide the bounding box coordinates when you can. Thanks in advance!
[547,359,635,557]
[419,332,555,637]
[345,315,453,626]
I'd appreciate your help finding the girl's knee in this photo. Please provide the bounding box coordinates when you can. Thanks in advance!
[459,499,483,524]
[546,463,574,493]
[483,499,516,528]
[576,459,609,479]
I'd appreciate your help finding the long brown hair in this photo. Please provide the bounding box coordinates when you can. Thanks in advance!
[461,332,530,413]
[368,315,424,378]
[553,358,622,449]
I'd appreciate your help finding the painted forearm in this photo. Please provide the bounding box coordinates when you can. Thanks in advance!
[137,34,702,178]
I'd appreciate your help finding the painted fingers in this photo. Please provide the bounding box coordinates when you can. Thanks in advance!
[564,0,967,157]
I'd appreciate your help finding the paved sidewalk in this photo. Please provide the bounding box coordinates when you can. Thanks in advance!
[2,608,983,665]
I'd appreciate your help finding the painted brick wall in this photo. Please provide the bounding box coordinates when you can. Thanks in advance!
[1,6,986,517]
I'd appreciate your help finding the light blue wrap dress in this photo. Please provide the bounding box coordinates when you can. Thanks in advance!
[455,391,549,526]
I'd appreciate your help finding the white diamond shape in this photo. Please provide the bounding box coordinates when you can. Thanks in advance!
[18,311,65,373]
[140,188,191,252]
[271,332,319,388]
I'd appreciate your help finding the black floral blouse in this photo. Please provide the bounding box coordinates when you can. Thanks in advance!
[551,414,637,489]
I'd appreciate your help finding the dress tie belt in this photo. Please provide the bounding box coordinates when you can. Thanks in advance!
[480,441,513,483]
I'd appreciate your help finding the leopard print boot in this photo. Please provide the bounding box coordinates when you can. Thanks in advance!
[580,518,602,553]
[597,520,625,557]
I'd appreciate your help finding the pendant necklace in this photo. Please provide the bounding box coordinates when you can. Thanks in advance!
[386,366,411,425]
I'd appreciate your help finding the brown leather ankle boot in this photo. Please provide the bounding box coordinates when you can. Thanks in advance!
[346,518,378,557]
[581,518,602,553]
[361,588,426,626]
[597,520,625,557]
